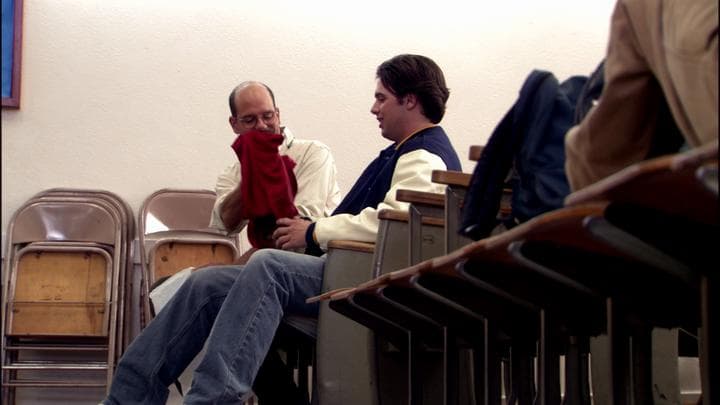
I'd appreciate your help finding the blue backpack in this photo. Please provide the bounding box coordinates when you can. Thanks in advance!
[460,69,590,240]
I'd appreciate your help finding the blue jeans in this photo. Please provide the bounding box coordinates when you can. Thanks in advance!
[105,249,325,404]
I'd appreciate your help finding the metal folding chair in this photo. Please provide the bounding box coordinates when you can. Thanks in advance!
[2,196,125,403]
[137,188,241,325]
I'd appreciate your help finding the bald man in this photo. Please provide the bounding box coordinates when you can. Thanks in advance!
[211,81,342,234]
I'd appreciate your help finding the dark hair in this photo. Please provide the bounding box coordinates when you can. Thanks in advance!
[228,81,276,116]
[376,54,449,123]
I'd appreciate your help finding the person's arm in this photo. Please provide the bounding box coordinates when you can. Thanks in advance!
[209,162,248,233]
[312,149,448,249]
[219,187,245,231]
[565,0,659,191]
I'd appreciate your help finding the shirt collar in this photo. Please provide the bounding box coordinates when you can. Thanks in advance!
[395,124,437,150]
[280,126,295,150]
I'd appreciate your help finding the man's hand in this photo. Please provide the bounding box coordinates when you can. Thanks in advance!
[272,217,311,250]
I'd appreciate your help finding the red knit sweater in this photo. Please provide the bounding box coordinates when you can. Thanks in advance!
[232,130,298,248]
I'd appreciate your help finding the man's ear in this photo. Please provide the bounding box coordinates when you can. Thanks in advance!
[229,116,241,134]
[403,94,418,110]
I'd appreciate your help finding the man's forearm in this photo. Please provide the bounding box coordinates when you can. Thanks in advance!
[220,187,245,231]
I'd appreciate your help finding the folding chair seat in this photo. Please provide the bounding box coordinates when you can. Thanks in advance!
[2,196,124,404]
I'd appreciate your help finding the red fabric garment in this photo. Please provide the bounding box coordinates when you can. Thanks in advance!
[232,130,299,248]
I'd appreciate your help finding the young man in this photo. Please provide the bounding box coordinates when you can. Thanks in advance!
[103,54,462,404]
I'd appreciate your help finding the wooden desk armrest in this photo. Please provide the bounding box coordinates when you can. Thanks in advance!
[396,189,445,207]
[432,170,471,187]
[378,208,445,227]
[469,145,484,161]
[327,240,375,253]
[306,287,354,304]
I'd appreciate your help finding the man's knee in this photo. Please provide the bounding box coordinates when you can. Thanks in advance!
[246,248,292,264]
[183,265,240,295]
[243,249,305,285]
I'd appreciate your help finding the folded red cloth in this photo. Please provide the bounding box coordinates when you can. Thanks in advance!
[232,130,299,248]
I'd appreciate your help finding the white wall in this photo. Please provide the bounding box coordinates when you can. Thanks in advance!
[1,0,616,244]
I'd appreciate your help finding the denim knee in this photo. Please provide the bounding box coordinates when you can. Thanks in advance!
[183,265,242,296]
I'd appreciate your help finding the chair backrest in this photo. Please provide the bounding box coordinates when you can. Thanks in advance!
[138,188,240,292]
[10,200,118,246]
[140,188,220,234]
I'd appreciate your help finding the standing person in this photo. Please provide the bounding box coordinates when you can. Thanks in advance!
[102,54,462,405]
[565,0,717,190]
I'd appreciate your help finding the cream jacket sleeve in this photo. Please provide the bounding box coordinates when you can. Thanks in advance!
[313,149,449,249]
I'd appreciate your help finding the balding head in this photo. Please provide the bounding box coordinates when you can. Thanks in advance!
[229,81,276,116]
[228,81,281,135]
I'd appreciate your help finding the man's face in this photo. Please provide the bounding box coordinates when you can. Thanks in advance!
[229,84,281,135]
[370,79,406,143]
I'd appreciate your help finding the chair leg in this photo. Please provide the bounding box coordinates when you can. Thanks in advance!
[608,298,631,405]
[511,340,535,405]
[298,347,312,404]
[649,328,681,404]
[537,310,560,405]
[444,328,459,405]
[578,338,592,405]
[630,327,653,405]
[590,334,611,405]
[408,332,423,405]
[473,337,486,405]
[700,274,716,405]
[503,353,515,405]
[563,336,583,405]
[485,320,503,405]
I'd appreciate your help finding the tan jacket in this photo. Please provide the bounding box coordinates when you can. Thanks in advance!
[565,0,718,190]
